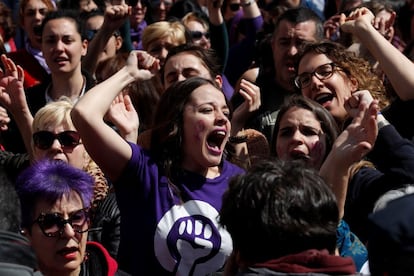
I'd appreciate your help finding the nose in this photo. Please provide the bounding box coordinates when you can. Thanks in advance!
[177,73,186,82]
[309,74,325,91]
[200,36,209,45]
[34,10,43,21]
[290,129,304,143]
[215,110,229,125]
[287,44,298,57]
[159,0,166,10]
[159,47,169,61]
[55,40,65,51]
[60,222,76,238]
[50,138,63,152]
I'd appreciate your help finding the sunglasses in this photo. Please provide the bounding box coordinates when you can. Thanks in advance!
[190,31,210,40]
[32,208,90,238]
[229,3,240,11]
[85,29,121,41]
[33,130,81,150]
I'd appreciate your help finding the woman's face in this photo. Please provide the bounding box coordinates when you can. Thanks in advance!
[79,0,98,12]
[186,20,211,50]
[21,0,51,49]
[276,106,327,169]
[163,52,213,89]
[130,0,147,28]
[150,0,172,21]
[42,18,88,75]
[33,123,87,169]
[298,52,358,124]
[26,191,88,276]
[181,84,230,174]
[146,36,177,67]
[85,15,121,64]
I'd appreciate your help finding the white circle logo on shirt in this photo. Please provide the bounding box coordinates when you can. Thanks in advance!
[154,200,232,276]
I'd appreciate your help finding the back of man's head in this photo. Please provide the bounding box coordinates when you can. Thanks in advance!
[220,159,339,264]
[368,193,414,276]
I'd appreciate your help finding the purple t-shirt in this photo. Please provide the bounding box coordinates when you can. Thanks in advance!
[115,142,244,275]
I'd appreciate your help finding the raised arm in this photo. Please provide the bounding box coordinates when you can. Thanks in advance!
[82,1,130,75]
[71,51,159,181]
[0,55,34,156]
[320,90,379,218]
[340,7,414,101]
[105,93,139,143]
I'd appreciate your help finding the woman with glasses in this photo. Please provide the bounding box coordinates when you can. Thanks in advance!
[0,54,121,259]
[1,9,96,154]
[16,159,127,276]
[293,40,414,244]
[129,0,148,50]
[182,12,212,50]
[181,4,233,99]
[294,40,388,130]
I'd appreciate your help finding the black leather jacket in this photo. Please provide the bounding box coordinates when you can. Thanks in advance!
[89,192,121,260]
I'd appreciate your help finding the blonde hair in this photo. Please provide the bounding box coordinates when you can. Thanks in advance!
[32,97,75,133]
[32,97,109,206]
[181,12,209,31]
[142,20,186,50]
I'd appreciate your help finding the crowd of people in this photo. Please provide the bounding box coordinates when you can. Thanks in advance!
[1,0,414,275]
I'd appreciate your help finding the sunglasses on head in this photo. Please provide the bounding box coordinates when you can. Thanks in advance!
[190,31,210,40]
[229,3,240,11]
[32,208,90,238]
[33,130,81,150]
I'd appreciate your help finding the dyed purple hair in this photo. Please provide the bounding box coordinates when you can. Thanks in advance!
[16,159,94,229]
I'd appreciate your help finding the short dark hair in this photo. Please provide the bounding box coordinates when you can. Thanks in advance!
[274,7,324,40]
[220,159,339,263]
[16,160,94,230]
[368,193,414,276]
[162,44,223,84]
[40,9,87,40]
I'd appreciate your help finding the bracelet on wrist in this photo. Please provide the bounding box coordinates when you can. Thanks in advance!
[229,134,248,144]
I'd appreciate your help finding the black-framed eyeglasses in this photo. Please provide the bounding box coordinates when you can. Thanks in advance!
[190,31,210,40]
[32,208,90,238]
[294,63,340,89]
[229,3,240,11]
[33,130,81,150]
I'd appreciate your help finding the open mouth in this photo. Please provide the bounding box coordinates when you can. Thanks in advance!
[33,25,42,37]
[54,57,69,64]
[290,151,311,161]
[314,93,334,106]
[206,130,226,153]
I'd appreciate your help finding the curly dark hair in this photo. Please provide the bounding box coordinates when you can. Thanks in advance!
[296,40,389,109]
